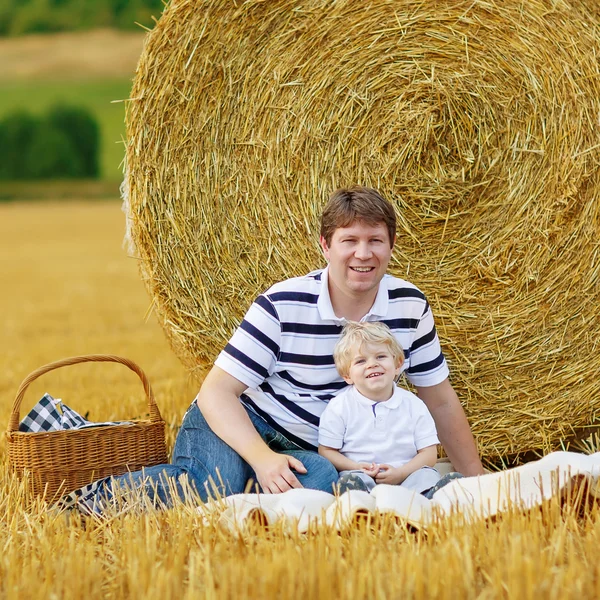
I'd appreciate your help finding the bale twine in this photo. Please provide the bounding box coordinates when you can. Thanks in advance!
[124,0,600,461]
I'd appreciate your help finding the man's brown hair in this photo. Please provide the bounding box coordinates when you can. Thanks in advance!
[320,187,396,248]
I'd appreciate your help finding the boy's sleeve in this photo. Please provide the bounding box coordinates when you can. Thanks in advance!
[405,297,450,388]
[411,395,440,450]
[318,400,346,449]
[214,294,281,390]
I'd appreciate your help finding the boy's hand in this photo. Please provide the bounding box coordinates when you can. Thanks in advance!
[358,462,380,477]
[375,464,405,485]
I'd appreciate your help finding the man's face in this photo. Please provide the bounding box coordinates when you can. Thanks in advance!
[320,221,394,299]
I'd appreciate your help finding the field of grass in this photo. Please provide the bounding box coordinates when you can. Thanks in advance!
[1,199,599,599]
[0,30,146,184]
[0,79,133,182]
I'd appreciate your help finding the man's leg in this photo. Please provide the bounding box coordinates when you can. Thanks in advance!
[85,404,336,511]
[279,449,338,494]
[101,402,253,507]
[170,402,255,501]
[252,417,338,494]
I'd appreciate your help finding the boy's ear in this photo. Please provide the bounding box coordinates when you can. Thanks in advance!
[343,375,353,385]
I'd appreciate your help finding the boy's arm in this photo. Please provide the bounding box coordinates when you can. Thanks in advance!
[375,445,438,485]
[318,445,374,472]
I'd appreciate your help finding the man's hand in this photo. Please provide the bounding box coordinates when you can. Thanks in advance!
[252,451,307,494]
[359,462,380,478]
[375,464,405,485]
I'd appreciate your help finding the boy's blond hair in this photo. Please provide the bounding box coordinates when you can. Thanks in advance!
[333,321,405,378]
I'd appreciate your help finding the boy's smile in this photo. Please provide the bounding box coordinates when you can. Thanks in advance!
[344,342,402,402]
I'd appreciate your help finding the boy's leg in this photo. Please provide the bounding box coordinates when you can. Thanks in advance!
[336,470,376,493]
[400,466,441,494]
[421,472,465,500]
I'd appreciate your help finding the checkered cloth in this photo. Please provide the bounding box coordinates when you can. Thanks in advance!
[51,477,111,515]
[19,393,130,433]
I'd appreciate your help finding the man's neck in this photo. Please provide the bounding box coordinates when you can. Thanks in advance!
[329,283,379,322]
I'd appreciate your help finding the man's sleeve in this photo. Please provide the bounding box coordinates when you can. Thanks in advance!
[317,401,345,449]
[214,295,281,390]
[405,298,450,387]
[411,395,440,450]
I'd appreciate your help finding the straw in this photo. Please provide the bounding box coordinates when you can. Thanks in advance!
[123,0,600,461]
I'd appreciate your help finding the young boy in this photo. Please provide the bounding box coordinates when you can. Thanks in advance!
[318,321,442,495]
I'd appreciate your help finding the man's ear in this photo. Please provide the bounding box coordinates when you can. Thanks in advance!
[319,235,330,261]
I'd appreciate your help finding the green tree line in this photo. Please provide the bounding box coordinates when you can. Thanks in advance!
[0,0,164,36]
[0,105,100,179]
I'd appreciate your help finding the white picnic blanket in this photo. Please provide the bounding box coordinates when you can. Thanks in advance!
[198,451,600,533]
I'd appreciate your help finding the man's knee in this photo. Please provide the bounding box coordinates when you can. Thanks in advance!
[294,452,338,493]
[172,403,254,499]
[314,455,338,481]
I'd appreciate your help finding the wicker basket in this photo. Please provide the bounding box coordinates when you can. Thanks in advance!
[5,354,168,501]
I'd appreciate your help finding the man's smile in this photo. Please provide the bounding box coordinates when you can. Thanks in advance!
[350,267,375,272]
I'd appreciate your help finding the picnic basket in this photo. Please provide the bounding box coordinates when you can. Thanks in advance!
[5,354,168,501]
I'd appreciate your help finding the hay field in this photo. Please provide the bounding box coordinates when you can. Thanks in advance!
[1,199,599,599]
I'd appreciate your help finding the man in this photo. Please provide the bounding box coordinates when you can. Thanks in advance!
[195,187,484,497]
[73,187,481,511]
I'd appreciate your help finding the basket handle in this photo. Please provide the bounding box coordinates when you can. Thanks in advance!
[7,354,163,433]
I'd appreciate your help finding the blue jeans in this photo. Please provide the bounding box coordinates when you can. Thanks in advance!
[105,402,338,505]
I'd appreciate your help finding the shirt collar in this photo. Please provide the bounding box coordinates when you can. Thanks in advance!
[368,276,389,318]
[317,266,389,323]
[351,385,402,409]
[316,266,339,322]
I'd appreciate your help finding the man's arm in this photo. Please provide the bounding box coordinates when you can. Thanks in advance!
[415,378,484,476]
[195,365,307,493]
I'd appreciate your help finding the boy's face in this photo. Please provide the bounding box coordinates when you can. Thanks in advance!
[344,342,401,402]
[319,221,394,300]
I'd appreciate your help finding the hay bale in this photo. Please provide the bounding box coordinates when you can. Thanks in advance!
[124,0,600,461]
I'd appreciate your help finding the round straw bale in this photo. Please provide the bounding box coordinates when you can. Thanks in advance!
[124,0,600,461]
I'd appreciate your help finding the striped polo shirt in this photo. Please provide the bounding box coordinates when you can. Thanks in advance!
[214,266,449,451]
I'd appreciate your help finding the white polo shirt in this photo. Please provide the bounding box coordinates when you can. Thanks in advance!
[318,385,439,467]
[215,266,449,450]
